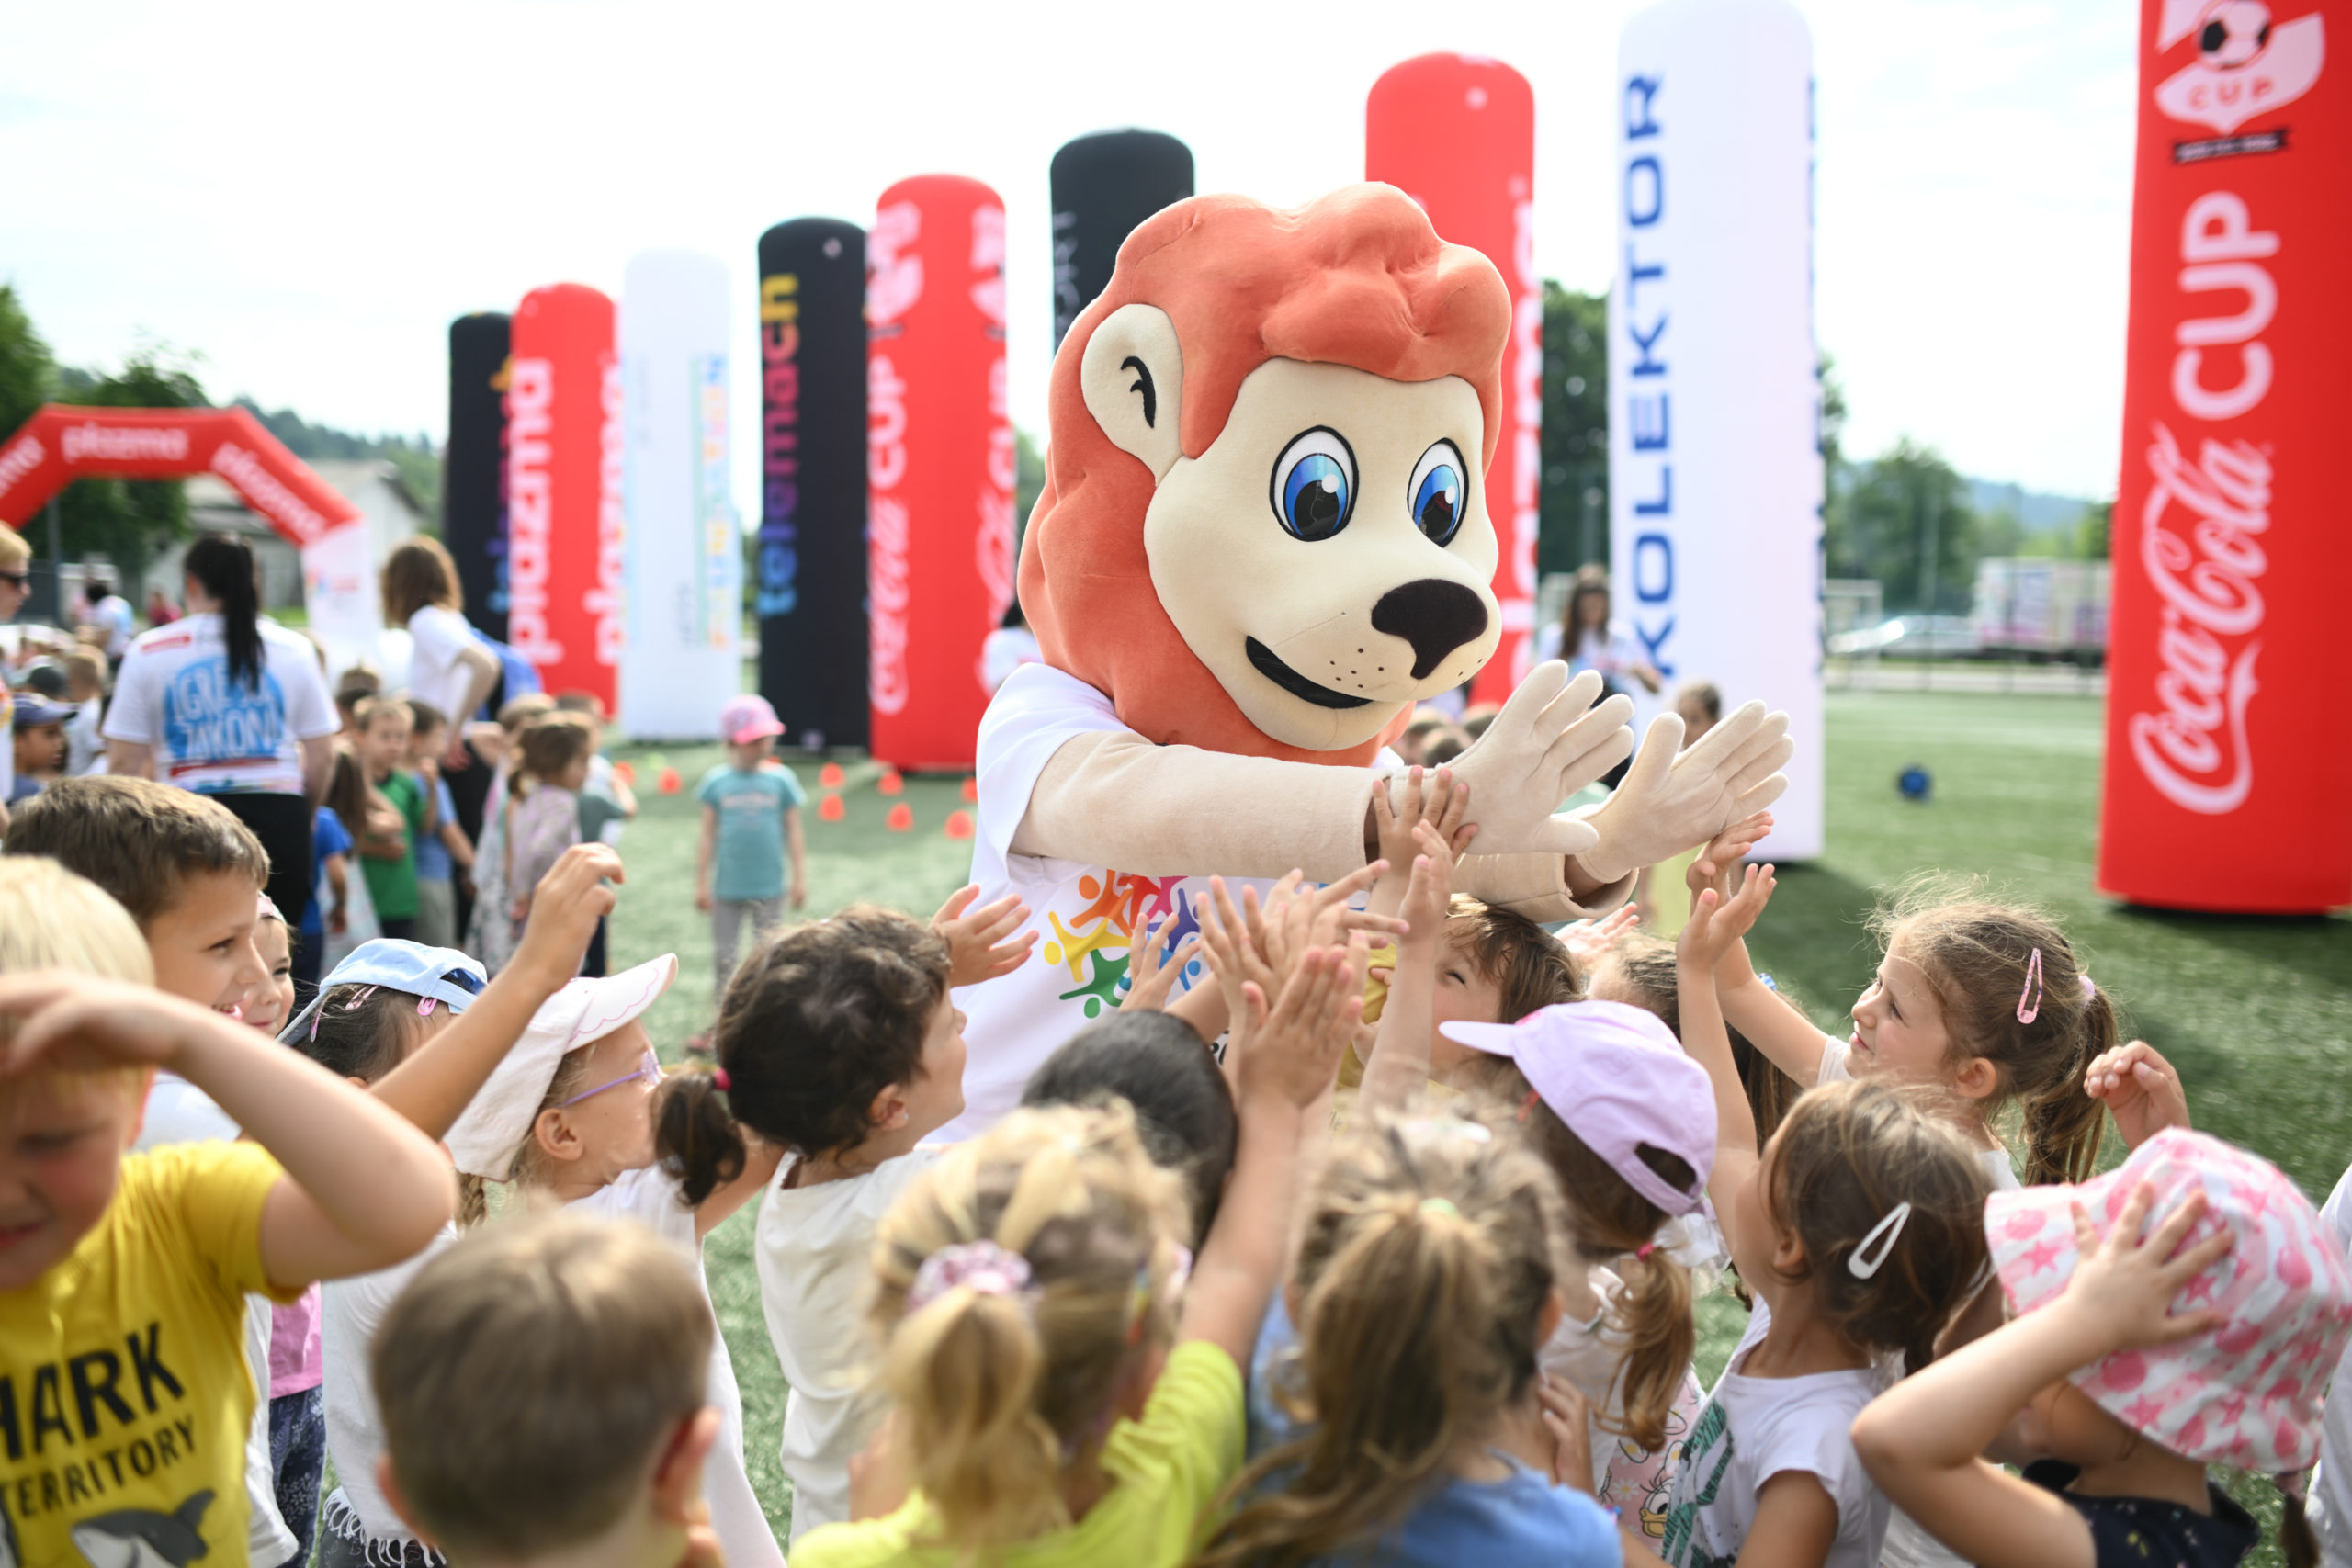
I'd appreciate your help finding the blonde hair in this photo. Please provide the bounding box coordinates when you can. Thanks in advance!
[1199,1103,1572,1568]
[373,1212,710,1562]
[0,858,155,986]
[868,1104,1191,1556]
[0,529,28,570]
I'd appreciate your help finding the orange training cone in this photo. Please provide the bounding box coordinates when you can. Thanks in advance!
[886,801,914,832]
[960,776,978,803]
[657,766,683,795]
[613,760,637,787]
[944,808,974,840]
[818,794,845,822]
[877,770,904,796]
[819,761,845,790]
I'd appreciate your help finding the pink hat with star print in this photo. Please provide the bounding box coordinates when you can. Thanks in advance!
[1984,1127,2352,1472]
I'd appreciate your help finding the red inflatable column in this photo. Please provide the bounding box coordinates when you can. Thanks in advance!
[866,175,1012,770]
[2098,0,2349,913]
[1367,54,1541,699]
[508,283,622,712]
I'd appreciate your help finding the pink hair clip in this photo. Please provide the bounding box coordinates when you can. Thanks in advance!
[2017,947,2044,1025]
[711,1067,731,1091]
[907,1239,1034,1313]
[1635,1241,1657,1260]
[417,997,437,1018]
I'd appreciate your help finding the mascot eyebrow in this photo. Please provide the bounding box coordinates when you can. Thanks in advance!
[1120,355,1158,427]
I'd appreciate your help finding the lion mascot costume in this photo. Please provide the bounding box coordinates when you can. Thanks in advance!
[943,184,1792,1139]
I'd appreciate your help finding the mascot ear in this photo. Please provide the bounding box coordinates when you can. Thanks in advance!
[1080,303,1185,483]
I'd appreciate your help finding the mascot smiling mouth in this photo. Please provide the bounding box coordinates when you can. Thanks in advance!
[1244,637,1373,710]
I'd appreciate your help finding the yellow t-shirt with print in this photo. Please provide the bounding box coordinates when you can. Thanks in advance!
[0,1141,289,1563]
[790,1338,1244,1568]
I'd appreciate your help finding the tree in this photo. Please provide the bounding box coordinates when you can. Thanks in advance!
[53,346,209,593]
[1537,283,1608,576]
[1825,437,1978,614]
[0,285,53,442]
[236,398,442,525]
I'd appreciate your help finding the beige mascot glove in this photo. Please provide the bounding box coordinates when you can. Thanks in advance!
[1571,701,1794,885]
[1441,664,1634,859]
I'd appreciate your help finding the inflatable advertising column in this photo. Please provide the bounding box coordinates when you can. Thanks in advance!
[755,218,870,751]
[1609,0,1825,862]
[1049,130,1195,349]
[444,312,511,642]
[619,251,741,739]
[1366,53,1541,699]
[2098,0,2349,913]
[866,175,1013,770]
[508,284,621,711]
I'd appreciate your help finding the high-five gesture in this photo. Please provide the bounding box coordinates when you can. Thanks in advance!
[1577,704,1793,885]
[1437,664,1633,859]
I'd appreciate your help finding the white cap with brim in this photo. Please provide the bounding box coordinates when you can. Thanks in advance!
[1440,999,1717,1217]
[445,953,678,1182]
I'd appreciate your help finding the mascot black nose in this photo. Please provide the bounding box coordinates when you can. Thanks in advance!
[1371,579,1491,681]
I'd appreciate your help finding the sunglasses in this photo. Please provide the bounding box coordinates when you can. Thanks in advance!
[558,1047,662,1108]
[0,571,27,588]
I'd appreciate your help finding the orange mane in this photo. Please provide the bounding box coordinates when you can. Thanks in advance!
[1019,185,1511,766]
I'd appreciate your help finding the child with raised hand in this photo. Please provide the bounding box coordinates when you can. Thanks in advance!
[1693,837,2110,1191]
[790,928,1362,1567]
[373,1212,727,1568]
[1852,1131,2352,1568]
[655,904,1026,1541]
[1448,1000,1718,1538]
[0,859,452,1568]
[428,919,784,1567]
[1665,869,1994,1568]
[1199,1102,1657,1568]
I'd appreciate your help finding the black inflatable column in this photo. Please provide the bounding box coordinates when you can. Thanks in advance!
[443,313,510,642]
[754,220,868,751]
[1049,130,1195,349]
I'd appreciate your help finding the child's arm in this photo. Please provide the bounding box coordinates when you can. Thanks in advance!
[784,803,807,910]
[0,976,451,1286]
[1179,940,1355,1368]
[695,803,718,914]
[1360,822,1456,1112]
[323,852,349,934]
[2082,1040,2190,1150]
[610,766,639,818]
[1851,1183,2233,1568]
[1736,1474,1843,1568]
[692,1134,786,1240]
[930,885,1039,987]
[369,844,621,1140]
[1363,768,1475,922]
[1676,869,1775,1263]
[1686,814,1828,1083]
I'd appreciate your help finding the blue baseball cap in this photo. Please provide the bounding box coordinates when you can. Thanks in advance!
[279,939,488,1044]
[12,694,76,729]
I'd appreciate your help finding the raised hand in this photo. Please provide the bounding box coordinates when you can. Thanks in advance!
[1233,944,1362,1111]
[1686,811,1776,903]
[0,974,229,1077]
[1121,911,1203,1014]
[1558,905,1640,973]
[1577,704,1794,885]
[2084,1040,2191,1150]
[931,885,1037,987]
[1442,663,1633,858]
[1372,766,1478,880]
[511,843,624,987]
[1678,863,1777,971]
[2054,1184,2233,1351]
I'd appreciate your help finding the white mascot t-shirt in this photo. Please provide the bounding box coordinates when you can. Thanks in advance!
[944,663,1274,1145]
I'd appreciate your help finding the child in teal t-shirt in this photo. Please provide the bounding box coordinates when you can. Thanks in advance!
[695,694,808,998]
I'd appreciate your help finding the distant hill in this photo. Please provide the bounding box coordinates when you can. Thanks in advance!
[1965,478,2100,537]
[232,397,442,525]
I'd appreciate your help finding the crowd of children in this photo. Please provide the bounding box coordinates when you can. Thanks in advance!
[4,653,2352,1568]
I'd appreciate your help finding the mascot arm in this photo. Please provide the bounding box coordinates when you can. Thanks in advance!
[1454,852,1634,924]
[1011,728,1383,882]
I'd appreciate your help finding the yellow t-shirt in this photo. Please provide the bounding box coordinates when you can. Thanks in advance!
[790,1338,1244,1568]
[0,1141,288,1563]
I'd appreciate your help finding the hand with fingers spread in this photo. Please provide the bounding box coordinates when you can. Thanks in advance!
[1685,811,1775,903]
[1435,663,1633,859]
[1369,766,1477,893]
[2083,1041,2191,1151]
[2052,1184,2234,1351]
[1677,863,1778,972]
[1233,944,1361,1111]
[1557,905,1640,974]
[930,885,1038,987]
[1576,701,1795,885]
[1120,911,1203,1013]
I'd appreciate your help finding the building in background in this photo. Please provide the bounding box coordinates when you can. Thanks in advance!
[144,459,425,614]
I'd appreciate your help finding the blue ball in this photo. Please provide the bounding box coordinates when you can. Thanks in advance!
[1897,765,1932,802]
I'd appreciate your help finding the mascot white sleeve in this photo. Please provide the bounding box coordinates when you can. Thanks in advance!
[944,186,1792,1140]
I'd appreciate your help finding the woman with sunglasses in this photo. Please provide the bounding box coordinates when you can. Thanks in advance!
[437,914,787,1568]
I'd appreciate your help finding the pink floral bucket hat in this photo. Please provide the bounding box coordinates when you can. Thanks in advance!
[1985,1127,2352,1472]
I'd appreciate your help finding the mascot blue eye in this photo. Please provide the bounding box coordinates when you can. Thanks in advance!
[1408,441,1467,547]
[1270,427,1357,542]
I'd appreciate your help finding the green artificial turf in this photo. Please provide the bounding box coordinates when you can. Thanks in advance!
[601,693,2349,1550]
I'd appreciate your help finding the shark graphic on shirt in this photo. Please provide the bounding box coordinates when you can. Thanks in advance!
[67,1491,214,1568]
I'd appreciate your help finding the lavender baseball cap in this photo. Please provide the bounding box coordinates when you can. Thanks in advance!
[1441,1000,1715,1216]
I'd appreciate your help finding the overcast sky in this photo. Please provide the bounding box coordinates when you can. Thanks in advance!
[3,0,2136,509]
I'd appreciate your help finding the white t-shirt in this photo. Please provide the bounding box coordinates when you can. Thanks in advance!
[573,1166,783,1568]
[1660,1297,1894,1568]
[754,1147,944,1541]
[320,1226,456,1553]
[1816,1032,2021,1193]
[104,613,335,795]
[943,664,1249,1144]
[87,593,135,657]
[2311,1164,2352,1568]
[405,604,481,727]
[65,696,105,776]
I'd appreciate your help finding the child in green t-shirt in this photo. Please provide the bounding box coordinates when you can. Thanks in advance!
[355,698,425,940]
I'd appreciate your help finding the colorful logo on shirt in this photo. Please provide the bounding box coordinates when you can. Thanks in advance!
[161,663,288,769]
[1038,869,1208,1018]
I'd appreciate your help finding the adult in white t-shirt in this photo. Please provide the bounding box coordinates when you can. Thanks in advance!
[81,575,136,660]
[381,536,500,766]
[105,533,337,935]
[1535,566,1664,752]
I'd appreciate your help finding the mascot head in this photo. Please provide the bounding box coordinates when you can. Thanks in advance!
[1021,184,1510,766]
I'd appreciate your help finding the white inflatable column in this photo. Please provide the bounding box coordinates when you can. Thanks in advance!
[1611,0,1824,859]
